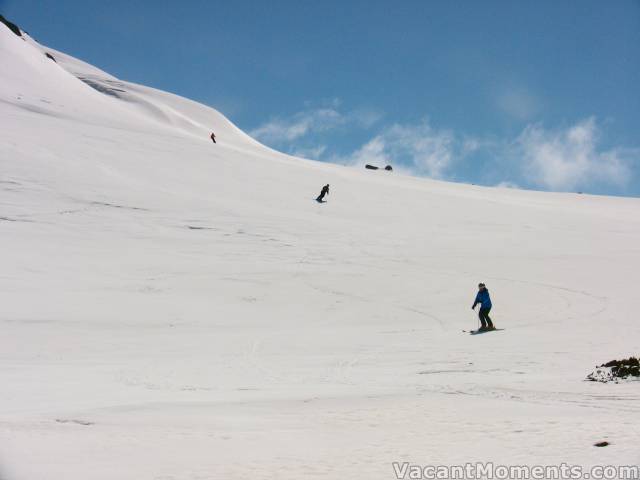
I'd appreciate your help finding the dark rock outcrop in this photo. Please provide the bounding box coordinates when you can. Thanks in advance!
[586,357,639,382]
[365,164,393,172]
[0,14,22,37]
[601,357,640,378]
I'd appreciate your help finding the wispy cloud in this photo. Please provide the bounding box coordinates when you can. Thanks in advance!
[461,136,500,157]
[342,137,390,168]
[516,117,632,191]
[249,101,383,146]
[251,101,637,194]
[290,145,327,159]
[351,107,384,129]
[250,108,344,144]
[496,86,540,121]
[495,181,520,189]
[340,120,456,178]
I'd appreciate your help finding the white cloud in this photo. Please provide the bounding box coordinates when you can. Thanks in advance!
[351,108,384,128]
[495,181,520,189]
[461,136,500,156]
[517,117,631,191]
[252,103,636,194]
[341,121,455,178]
[497,86,539,121]
[249,102,382,147]
[461,137,482,155]
[250,108,343,144]
[290,145,327,159]
[343,137,390,167]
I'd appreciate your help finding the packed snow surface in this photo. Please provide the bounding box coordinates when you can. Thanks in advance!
[1,23,639,479]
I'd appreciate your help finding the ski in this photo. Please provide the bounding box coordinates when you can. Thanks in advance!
[463,328,505,335]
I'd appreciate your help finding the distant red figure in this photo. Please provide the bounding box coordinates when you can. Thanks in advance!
[210,132,216,144]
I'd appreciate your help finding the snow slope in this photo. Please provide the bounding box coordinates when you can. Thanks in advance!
[1,21,639,480]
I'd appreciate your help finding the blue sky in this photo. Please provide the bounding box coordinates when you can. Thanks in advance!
[3,0,640,196]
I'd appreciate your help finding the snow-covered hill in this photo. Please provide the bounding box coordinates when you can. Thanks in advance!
[1,20,639,480]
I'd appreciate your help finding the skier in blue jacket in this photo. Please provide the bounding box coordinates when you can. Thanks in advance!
[472,283,495,331]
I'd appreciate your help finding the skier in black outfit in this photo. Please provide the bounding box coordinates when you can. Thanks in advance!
[316,184,330,202]
[472,283,495,331]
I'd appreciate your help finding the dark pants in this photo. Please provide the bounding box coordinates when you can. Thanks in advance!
[478,307,493,328]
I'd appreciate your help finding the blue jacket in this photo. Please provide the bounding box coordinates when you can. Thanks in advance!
[473,289,492,309]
